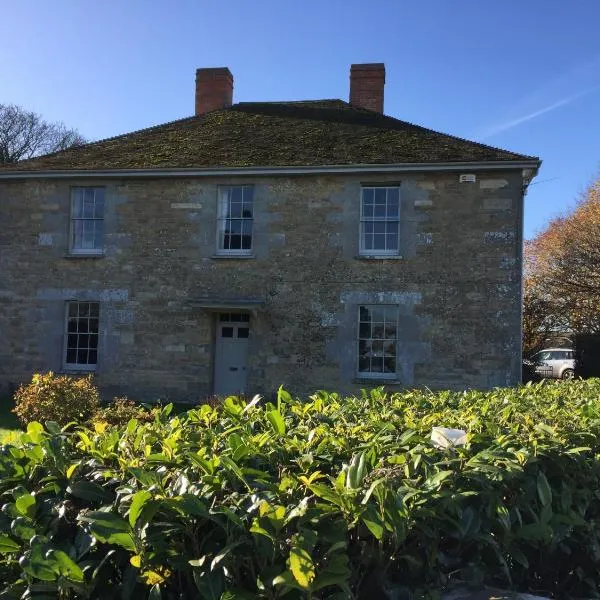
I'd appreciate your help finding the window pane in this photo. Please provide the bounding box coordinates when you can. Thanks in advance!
[94,189,105,218]
[72,221,83,249]
[66,348,77,363]
[77,349,88,364]
[359,306,371,322]
[358,356,370,373]
[221,327,234,338]
[359,322,371,338]
[374,188,387,203]
[238,327,249,338]
[219,314,230,322]
[384,356,396,373]
[229,200,243,218]
[82,220,95,248]
[230,187,243,204]
[371,340,384,356]
[372,324,384,339]
[373,222,387,234]
[386,232,398,251]
[373,234,386,250]
[241,220,252,249]
[93,221,104,249]
[362,188,374,204]
[358,339,370,357]
[371,358,384,372]
[89,335,98,350]
[89,303,100,318]
[384,323,397,339]
[88,350,98,365]
[67,334,78,349]
[374,202,387,218]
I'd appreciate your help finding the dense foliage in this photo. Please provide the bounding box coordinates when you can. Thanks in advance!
[92,397,156,428]
[13,372,100,427]
[524,177,600,353]
[2,381,600,598]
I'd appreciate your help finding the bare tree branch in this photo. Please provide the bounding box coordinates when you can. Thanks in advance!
[0,103,86,165]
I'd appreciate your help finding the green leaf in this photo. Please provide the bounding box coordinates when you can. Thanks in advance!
[425,470,454,489]
[11,516,36,540]
[26,421,45,443]
[346,451,367,489]
[289,546,315,589]
[0,534,20,554]
[220,456,250,490]
[20,545,58,581]
[211,540,246,571]
[15,493,36,519]
[129,490,152,527]
[45,421,61,435]
[67,480,114,503]
[362,506,384,540]
[49,549,84,582]
[537,472,552,507]
[79,511,136,550]
[266,410,286,436]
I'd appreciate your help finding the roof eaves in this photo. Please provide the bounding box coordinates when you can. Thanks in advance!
[0,160,542,180]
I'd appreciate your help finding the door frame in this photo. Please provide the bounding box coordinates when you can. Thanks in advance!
[213,312,251,396]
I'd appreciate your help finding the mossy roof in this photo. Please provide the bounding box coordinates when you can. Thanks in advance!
[1,100,538,172]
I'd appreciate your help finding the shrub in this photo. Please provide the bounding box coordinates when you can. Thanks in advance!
[93,397,155,427]
[12,371,100,426]
[2,381,600,597]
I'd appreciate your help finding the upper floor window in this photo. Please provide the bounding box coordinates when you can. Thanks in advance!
[217,186,253,254]
[358,305,398,378]
[70,187,105,254]
[360,186,400,256]
[64,301,99,370]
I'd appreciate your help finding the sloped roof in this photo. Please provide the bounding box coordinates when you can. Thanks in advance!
[0,100,538,173]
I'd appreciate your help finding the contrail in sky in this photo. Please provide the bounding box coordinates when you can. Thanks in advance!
[478,89,593,139]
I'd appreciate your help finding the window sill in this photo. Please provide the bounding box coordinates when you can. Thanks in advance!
[59,368,97,375]
[355,255,403,260]
[352,377,402,385]
[211,254,255,260]
[64,252,105,259]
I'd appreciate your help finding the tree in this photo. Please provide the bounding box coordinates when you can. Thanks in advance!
[524,177,600,353]
[0,103,85,165]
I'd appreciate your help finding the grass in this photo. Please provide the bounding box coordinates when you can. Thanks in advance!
[0,393,20,443]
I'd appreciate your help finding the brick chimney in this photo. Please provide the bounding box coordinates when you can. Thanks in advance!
[349,63,386,113]
[195,67,234,116]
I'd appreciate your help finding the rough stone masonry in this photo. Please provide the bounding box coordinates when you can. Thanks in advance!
[0,169,525,402]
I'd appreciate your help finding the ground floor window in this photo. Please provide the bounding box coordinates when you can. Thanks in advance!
[64,301,100,369]
[358,305,398,377]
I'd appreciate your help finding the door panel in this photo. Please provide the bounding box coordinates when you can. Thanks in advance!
[214,318,249,396]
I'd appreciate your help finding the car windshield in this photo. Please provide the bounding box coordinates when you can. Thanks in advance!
[535,351,552,361]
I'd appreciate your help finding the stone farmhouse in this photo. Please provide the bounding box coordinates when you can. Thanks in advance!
[0,64,540,400]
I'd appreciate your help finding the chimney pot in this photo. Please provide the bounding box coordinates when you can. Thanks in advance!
[195,67,234,116]
[349,63,386,113]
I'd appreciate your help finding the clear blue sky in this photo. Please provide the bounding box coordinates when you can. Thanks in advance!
[2,0,599,239]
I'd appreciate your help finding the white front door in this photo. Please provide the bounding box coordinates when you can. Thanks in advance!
[214,313,250,396]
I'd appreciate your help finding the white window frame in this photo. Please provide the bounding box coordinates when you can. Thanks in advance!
[69,187,105,255]
[63,301,100,371]
[216,185,254,256]
[359,186,401,256]
[357,304,399,379]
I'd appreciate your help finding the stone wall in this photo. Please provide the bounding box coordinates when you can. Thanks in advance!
[0,170,525,400]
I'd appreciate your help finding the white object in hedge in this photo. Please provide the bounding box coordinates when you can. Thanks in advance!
[431,427,467,449]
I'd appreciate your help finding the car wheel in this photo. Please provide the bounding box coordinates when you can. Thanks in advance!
[562,369,575,380]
